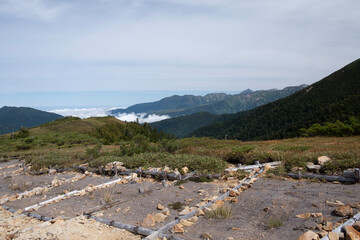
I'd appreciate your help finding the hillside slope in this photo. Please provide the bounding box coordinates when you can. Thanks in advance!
[0,106,63,134]
[111,86,306,118]
[191,58,360,140]
[151,112,219,138]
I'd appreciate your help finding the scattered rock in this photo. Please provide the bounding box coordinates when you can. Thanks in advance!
[343,225,360,240]
[115,208,121,213]
[318,156,331,166]
[214,200,224,208]
[179,206,191,216]
[154,213,167,223]
[181,167,188,174]
[334,205,353,217]
[311,213,323,218]
[179,185,184,189]
[296,213,311,219]
[188,216,198,223]
[141,214,155,227]
[227,238,235,240]
[322,221,333,231]
[48,169,57,175]
[353,221,360,231]
[196,209,205,216]
[328,232,340,240]
[264,163,271,172]
[263,207,270,212]
[297,230,320,240]
[180,219,194,227]
[157,204,165,210]
[163,208,170,216]
[326,200,345,207]
[229,190,239,197]
[201,232,213,240]
[349,202,360,209]
[171,224,184,234]
[306,163,321,172]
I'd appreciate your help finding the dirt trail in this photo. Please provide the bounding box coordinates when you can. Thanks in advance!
[0,206,141,240]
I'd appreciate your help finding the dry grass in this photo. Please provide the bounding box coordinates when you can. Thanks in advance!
[205,206,232,220]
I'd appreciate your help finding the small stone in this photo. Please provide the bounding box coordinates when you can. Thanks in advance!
[179,185,184,189]
[227,238,235,240]
[296,213,311,219]
[188,216,198,223]
[343,225,360,240]
[171,224,184,234]
[318,156,331,166]
[48,169,57,175]
[141,214,155,227]
[123,206,130,213]
[157,203,165,210]
[201,232,213,240]
[264,163,271,172]
[180,219,194,227]
[115,208,121,212]
[328,232,339,240]
[296,230,320,240]
[263,207,270,212]
[353,221,360,231]
[229,190,238,197]
[326,200,345,207]
[154,213,167,223]
[334,205,353,217]
[181,167,189,174]
[179,206,191,216]
[349,202,360,209]
[196,209,205,216]
[311,213,323,218]
[163,208,170,216]
[322,221,333,231]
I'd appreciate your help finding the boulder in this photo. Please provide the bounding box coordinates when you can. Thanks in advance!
[343,225,360,240]
[296,230,320,240]
[334,205,353,217]
[318,156,331,166]
[141,214,155,227]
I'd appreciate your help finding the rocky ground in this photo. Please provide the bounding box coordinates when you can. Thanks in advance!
[0,159,359,240]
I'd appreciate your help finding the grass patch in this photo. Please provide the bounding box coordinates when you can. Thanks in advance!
[168,202,184,210]
[205,206,232,220]
[268,216,282,229]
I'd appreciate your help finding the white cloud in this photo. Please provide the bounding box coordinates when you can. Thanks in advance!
[50,108,109,119]
[49,107,170,123]
[115,113,170,123]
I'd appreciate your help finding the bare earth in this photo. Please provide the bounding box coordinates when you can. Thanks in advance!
[0,160,359,240]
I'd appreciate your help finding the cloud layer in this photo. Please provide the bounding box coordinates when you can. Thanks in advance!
[1,0,359,98]
[50,107,170,123]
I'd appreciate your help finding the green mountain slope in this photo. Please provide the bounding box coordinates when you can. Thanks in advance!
[191,58,360,140]
[151,112,219,138]
[111,86,306,118]
[0,106,63,134]
[111,93,228,116]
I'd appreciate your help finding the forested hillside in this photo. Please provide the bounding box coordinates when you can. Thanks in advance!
[111,86,306,117]
[191,58,360,140]
[0,106,63,134]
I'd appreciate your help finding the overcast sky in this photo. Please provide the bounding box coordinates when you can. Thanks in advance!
[0,0,359,107]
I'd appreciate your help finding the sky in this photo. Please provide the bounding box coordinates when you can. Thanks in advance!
[0,0,359,109]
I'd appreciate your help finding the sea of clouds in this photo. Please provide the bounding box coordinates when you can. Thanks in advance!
[49,107,170,124]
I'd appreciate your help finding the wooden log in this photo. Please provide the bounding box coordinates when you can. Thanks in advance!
[321,211,360,240]
[225,161,281,172]
[288,173,356,184]
[145,169,263,239]
[355,168,360,183]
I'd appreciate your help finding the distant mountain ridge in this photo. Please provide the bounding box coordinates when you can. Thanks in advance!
[191,58,360,140]
[0,106,63,134]
[111,85,307,117]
